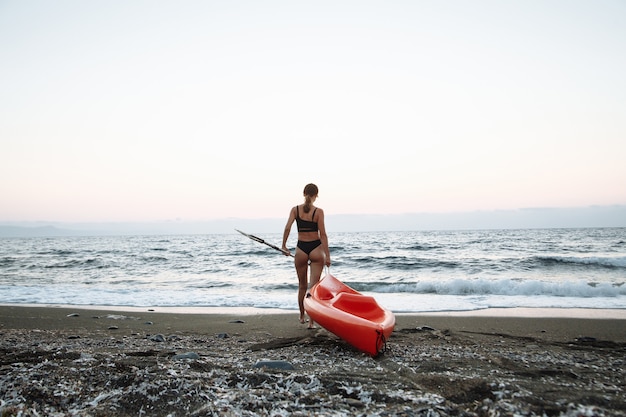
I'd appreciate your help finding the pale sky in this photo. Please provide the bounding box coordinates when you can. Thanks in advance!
[1,1,625,223]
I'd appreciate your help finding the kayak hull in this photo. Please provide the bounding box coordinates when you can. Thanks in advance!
[304,273,395,356]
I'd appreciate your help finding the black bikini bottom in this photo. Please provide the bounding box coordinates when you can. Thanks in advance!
[297,239,322,255]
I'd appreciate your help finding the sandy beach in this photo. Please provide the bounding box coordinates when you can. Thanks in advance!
[1,305,625,416]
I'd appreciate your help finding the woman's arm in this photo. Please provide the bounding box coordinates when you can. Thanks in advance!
[282,207,296,254]
[317,209,331,266]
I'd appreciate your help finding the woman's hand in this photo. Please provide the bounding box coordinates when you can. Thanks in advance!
[282,246,291,257]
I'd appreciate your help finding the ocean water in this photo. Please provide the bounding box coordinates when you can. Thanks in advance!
[0,228,624,313]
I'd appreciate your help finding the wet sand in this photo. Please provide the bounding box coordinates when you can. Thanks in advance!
[1,305,625,416]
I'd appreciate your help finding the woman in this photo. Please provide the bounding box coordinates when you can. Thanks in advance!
[282,183,331,328]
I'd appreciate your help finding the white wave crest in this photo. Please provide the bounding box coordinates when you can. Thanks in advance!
[376,279,625,298]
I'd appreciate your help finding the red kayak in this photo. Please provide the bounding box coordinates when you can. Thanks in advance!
[304,272,395,357]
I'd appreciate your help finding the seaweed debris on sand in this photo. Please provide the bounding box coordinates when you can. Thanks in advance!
[1,309,625,416]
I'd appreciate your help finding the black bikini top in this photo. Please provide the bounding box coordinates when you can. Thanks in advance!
[296,206,318,232]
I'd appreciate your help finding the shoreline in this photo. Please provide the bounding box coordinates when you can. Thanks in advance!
[2,302,625,319]
[1,304,625,343]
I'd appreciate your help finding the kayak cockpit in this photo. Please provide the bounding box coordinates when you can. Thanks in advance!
[330,293,389,321]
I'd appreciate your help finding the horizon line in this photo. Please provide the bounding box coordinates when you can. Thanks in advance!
[1,205,625,237]
[2,204,625,225]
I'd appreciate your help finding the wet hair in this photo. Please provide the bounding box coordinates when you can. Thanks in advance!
[302,183,318,213]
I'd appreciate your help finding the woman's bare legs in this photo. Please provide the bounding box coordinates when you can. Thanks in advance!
[295,246,326,327]
[295,250,310,324]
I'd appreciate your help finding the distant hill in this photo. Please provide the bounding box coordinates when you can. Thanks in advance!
[0,225,87,238]
[1,205,624,237]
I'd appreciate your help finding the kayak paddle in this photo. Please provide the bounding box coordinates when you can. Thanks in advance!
[235,229,294,257]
